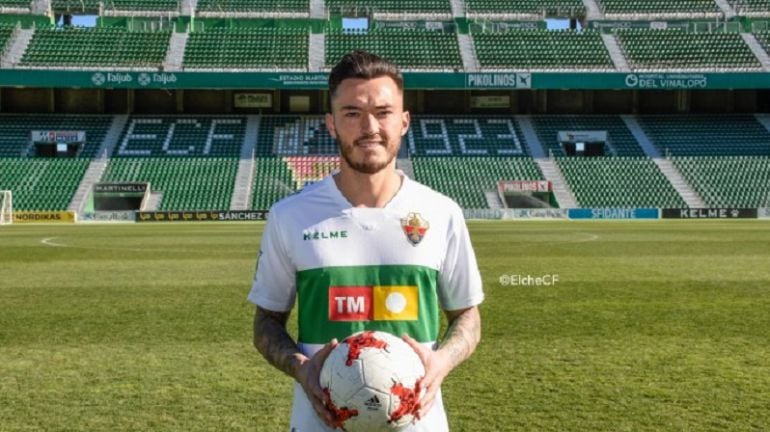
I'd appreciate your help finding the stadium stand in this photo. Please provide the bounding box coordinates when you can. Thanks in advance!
[114,117,245,157]
[531,116,645,157]
[0,0,31,9]
[407,116,530,156]
[20,27,171,69]
[106,0,180,11]
[673,156,770,207]
[102,157,237,210]
[257,116,337,156]
[0,115,113,158]
[473,30,614,70]
[51,0,99,12]
[0,24,18,53]
[184,27,308,70]
[285,155,340,187]
[614,29,761,71]
[196,0,309,14]
[732,0,770,17]
[752,31,770,52]
[464,0,585,17]
[597,0,721,17]
[326,0,451,15]
[251,156,295,210]
[637,115,770,156]
[0,158,90,210]
[326,28,462,70]
[557,156,687,208]
[412,156,544,208]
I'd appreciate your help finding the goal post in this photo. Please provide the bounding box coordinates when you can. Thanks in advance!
[0,190,12,225]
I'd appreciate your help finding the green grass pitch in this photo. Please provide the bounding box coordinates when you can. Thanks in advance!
[1,221,769,431]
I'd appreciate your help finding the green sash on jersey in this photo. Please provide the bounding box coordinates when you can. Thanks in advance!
[296,265,440,344]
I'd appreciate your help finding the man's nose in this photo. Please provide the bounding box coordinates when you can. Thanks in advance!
[361,113,379,135]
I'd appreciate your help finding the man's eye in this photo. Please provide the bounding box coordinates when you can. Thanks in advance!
[345,112,359,118]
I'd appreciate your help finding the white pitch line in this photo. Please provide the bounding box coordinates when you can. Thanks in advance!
[40,237,66,247]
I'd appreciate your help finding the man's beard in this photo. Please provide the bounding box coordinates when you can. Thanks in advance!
[338,134,398,175]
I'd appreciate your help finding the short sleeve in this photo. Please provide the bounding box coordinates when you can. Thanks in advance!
[437,205,484,311]
[247,210,297,312]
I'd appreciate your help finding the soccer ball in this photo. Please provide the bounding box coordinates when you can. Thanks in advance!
[319,331,425,431]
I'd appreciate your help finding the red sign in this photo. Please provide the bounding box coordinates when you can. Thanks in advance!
[328,286,373,321]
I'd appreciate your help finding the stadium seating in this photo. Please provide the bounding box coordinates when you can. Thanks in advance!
[102,157,237,210]
[52,0,99,12]
[557,156,686,208]
[106,0,179,11]
[184,27,308,70]
[615,29,760,70]
[285,155,340,187]
[326,0,450,14]
[465,0,584,16]
[473,30,613,70]
[531,116,645,157]
[673,156,770,207]
[753,31,770,52]
[0,115,113,158]
[326,28,462,70]
[0,158,89,210]
[412,156,543,208]
[638,115,770,156]
[20,27,170,69]
[408,116,531,156]
[598,0,720,16]
[114,117,246,157]
[0,25,16,52]
[257,116,337,156]
[732,0,770,16]
[251,156,295,210]
[196,0,309,14]
[0,0,30,9]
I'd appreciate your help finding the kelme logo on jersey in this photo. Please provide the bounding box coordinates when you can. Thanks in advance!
[401,212,429,246]
[329,286,419,322]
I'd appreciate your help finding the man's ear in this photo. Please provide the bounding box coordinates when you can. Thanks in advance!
[401,110,411,137]
[325,113,337,139]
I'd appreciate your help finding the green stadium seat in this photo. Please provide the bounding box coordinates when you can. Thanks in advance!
[326,27,462,70]
[638,115,770,156]
[0,158,90,211]
[532,116,645,157]
[673,156,770,207]
[326,0,450,15]
[185,27,308,70]
[20,26,170,69]
[0,114,113,158]
[615,29,760,71]
[473,29,613,70]
[598,0,720,16]
[196,0,309,14]
[557,156,686,208]
[465,0,584,17]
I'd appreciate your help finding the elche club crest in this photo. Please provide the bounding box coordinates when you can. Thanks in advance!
[401,212,429,245]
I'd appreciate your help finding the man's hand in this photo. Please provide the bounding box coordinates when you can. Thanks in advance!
[402,306,481,419]
[294,339,339,428]
[402,334,453,418]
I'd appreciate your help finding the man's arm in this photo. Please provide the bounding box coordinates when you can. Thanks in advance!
[403,305,481,418]
[253,306,338,427]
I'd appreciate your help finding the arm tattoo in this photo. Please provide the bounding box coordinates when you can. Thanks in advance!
[253,306,303,378]
[438,307,481,368]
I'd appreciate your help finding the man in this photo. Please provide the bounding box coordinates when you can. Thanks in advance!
[249,50,484,431]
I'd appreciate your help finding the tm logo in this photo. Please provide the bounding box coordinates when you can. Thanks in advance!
[138,73,152,86]
[625,74,639,87]
[91,73,106,86]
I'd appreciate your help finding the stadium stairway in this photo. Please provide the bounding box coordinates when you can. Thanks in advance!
[714,0,737,18]
[457,33,480,72]
[582,0,603,20]
[755,113,770,135]
[396,157,415,179]
[181,0,197,15]
[0,27,33,68]
[31,0,47,15]
[68,115,129,215]
[653,158,707,207]
[516,115,579,208]
[164,31,188,72]
[601,33,631,71]
[450,0,465,17]
[310,0,324,18]
[621,115,705,207]
[309,32,325,72]
[230,115,259,211]
[741,33,770,71]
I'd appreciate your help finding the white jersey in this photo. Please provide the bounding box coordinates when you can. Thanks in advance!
[248,172,484,432]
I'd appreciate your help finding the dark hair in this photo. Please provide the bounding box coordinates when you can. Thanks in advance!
[328,50,404,99]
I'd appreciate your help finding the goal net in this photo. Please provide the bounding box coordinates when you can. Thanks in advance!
[0,190,12,225]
